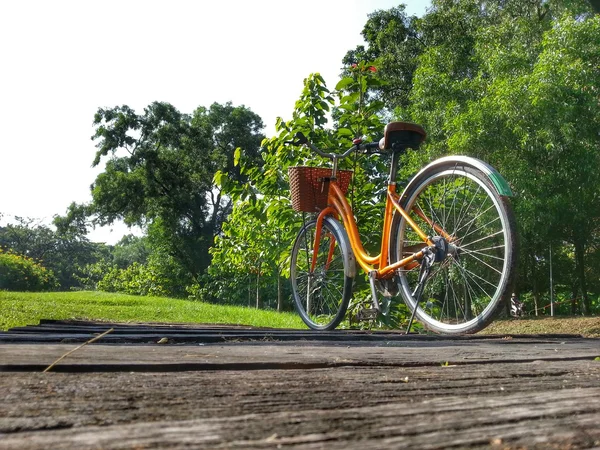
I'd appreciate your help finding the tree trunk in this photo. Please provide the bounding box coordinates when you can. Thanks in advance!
[574,239,590,315]
[277,270,282,312]
[248,274,251,308]
[532,272,539,317]
[571,283,579,315]
[528,251,539,316]
[255,263,261,309]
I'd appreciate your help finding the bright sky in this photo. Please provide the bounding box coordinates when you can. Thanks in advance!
[0,0,429,244]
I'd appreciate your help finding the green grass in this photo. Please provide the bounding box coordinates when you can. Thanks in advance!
[0,290,306,331]
[2,291,598,337]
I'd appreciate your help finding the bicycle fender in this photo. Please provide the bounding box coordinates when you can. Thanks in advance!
[403,156,513,198]
[324,216,357,278]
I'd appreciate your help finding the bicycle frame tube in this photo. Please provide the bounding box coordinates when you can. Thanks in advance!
[413,205,454,242]
[311,206,337,273]
[313,181,435,278]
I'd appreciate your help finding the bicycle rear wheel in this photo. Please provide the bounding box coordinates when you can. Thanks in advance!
[290,217,354,330]
[390,160,517,334]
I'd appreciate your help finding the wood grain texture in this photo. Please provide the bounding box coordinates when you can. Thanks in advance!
[1,321,599,449]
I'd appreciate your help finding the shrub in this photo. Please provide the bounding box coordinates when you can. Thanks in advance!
[97,262,166,297]
[0,248,59,291]
[96,252,190,298]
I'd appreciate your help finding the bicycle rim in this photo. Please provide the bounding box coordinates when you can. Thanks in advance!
[290,218,353,330]
[393,165,516,334]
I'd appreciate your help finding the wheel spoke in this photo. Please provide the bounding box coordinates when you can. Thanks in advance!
[460,229,504,249]
[453,260,496,294]
[461,251,504,275]
[291,220,351,330]
[459,246,505,261]
[394,166,514,334]
[454,204,495,238]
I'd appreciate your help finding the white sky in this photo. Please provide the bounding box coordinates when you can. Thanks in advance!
[0,0,429,244]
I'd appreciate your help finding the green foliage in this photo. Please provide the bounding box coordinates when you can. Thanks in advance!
[96,250,189,298]
[90,101,265,278]
[0,248,58,291]
[97,262,166,297]
[111,234,151,269]
[207,66,394,318]
[0,215,107,290]
[343,5,423,112]
[400,0,599,315]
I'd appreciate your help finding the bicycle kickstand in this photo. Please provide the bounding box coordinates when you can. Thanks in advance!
[405,248,435,335]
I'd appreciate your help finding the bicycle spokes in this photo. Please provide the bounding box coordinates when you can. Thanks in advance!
[291,219,352,330]
[396,167,512,332]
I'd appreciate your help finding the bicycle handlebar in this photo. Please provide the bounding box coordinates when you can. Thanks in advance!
[285,132,382,161]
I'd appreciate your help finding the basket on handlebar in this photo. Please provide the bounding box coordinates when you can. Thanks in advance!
[288,166,353,213]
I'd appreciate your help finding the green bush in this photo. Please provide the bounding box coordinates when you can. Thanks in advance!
[96,252,190,298]
[0,248,59,291]
[97,262,166,297]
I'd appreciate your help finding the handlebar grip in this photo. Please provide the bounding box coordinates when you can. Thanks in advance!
[363,141,381,153]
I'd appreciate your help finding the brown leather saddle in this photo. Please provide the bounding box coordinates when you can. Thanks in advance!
[379,122,426,151]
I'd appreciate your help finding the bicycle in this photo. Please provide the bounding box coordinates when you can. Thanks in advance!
[287,122,517,334]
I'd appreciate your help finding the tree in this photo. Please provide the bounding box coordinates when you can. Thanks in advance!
[524,15,600,314]
[206,69,395,317]
[208,198,294,310]
[89,101,264,284]
[342,6,423,111]
[0,212,106,289]
[405,0,598,313]
[111,234,150,269]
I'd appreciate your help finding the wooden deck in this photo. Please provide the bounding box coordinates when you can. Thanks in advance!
[1,320,599,449]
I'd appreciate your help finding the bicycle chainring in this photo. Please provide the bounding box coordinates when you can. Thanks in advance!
[376,277,399,298]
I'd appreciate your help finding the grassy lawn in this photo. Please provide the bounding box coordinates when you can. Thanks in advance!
[0,290,306,331]
[2,291,598,336]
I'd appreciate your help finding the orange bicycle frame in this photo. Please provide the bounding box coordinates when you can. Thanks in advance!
[310,176,454,279]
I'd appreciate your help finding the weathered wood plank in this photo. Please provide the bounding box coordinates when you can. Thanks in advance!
[1,322,599,449]
[1,336,599,371]
[0,319,585,344]
[1,370,599,449]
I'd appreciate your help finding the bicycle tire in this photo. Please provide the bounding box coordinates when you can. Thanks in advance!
[390,159,517,334]
[290,217,355,330]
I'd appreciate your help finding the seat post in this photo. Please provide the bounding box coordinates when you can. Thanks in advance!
[388,146,404,185]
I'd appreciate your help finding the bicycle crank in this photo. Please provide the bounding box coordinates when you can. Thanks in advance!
[356,270,382,322]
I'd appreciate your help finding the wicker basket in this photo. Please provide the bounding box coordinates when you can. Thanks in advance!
[288,166,353,212]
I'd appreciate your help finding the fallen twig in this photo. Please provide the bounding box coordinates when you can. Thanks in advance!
[43,328,114,373]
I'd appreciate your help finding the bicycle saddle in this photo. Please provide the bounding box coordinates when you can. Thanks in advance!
[380,122,426,151]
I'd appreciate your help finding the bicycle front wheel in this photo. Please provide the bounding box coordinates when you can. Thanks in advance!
[390,160,517,334]
[290,217,354,330]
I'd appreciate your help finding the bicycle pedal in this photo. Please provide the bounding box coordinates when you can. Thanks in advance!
[357,308,379,321]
